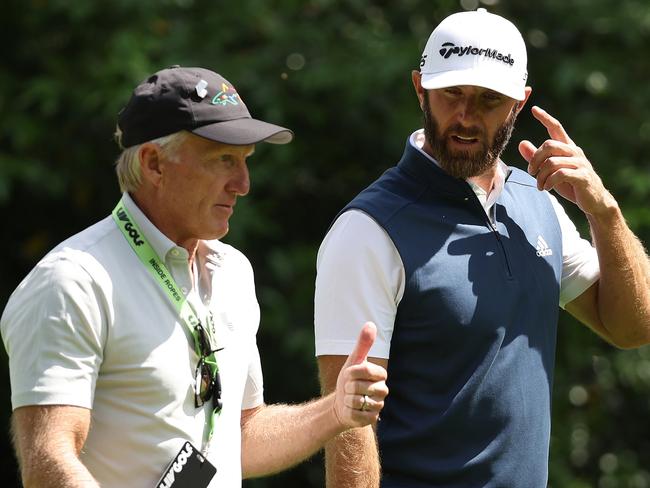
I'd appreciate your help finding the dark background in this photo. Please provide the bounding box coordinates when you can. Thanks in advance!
[1,0,650,486]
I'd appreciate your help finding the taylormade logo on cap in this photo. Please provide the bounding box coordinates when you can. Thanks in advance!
[437,42,515,66]
[419,8,528,101]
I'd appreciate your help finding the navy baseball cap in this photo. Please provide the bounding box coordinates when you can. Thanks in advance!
[117,65,293,147]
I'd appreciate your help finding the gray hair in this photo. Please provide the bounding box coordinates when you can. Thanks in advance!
[114,129,189,193]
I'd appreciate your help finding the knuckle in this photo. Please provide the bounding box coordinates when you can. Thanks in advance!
[541,140,556,152]
[546,156,558,166]
[357,364,373,376]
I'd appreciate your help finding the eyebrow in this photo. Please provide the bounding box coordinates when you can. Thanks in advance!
[203,146,255,160]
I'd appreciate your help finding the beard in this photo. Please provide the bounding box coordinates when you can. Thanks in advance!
[422,95,518,180]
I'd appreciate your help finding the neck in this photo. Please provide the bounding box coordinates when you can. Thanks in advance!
[467,165,499,193]
[129,191,200,259]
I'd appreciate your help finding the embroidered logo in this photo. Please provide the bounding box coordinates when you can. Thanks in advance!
[438,42,515,66]
[536,235,553,257]
[211,83,240,106]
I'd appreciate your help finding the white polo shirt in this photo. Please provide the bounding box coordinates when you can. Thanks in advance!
[314,130,600,359]
[1,193,263,487]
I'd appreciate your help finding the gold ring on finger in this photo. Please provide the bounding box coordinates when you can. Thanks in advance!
[361,394,370,412]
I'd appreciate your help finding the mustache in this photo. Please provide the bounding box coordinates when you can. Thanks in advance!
[444,124,484,139]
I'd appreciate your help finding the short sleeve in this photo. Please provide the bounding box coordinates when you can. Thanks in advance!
[550,195,600,307]
[1,253,107,409]
[241,342,264,410]
[314,210,404,359]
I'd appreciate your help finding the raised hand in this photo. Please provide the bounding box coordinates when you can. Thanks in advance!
[518,106,616,218]
[333,322,389,428]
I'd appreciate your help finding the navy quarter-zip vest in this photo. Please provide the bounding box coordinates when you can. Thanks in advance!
[340,141,563,487]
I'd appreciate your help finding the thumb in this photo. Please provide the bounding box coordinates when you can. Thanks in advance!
[518,140,537,164]
[344,322,377,367]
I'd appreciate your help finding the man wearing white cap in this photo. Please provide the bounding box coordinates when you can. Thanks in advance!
[315,9,650,487]
[1,66,389,487]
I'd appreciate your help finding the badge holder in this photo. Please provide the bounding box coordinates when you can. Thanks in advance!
[156,441,216,488]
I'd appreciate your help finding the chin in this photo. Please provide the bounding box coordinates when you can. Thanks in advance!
[211,225,229,241]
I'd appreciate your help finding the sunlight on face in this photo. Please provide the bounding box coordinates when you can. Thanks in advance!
[423,86,518,179]
[157,134,255,245]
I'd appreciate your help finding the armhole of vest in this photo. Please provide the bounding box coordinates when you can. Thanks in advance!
[352,209,407,303]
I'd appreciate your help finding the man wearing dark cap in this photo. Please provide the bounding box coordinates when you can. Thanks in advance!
[315,9,650,487]
[1,66,388,487]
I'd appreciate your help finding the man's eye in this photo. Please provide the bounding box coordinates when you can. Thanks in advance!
[483,93,502,102]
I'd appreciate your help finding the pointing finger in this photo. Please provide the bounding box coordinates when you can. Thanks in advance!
[531,106,575,145]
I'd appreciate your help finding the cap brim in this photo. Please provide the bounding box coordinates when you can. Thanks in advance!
[420,70,525,101]
[192,118,294,145]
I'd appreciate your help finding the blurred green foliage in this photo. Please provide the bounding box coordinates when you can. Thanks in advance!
[1,0,649,486]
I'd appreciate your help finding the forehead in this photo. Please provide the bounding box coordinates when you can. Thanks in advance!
[183,133,255,157]
[437,85,509,97]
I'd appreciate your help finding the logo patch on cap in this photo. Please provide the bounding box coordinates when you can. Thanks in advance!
[211,83,240,106]
[438,42,515,66]
[195,79,208,99]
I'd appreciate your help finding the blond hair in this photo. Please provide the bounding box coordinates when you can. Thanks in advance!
[113,129,189,193]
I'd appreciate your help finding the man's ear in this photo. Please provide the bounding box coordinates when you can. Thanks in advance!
[138,143,164,187]
[411,70,426,111]
[515,86,533,114]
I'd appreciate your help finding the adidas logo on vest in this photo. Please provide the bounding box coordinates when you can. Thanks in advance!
[536,235,553,257]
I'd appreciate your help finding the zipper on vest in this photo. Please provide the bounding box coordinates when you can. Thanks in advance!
[462,190,513,279]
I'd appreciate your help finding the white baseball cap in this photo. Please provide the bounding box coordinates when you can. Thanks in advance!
[419,8,528,100]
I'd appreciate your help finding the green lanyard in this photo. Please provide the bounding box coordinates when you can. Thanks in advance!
[111,198,221,452]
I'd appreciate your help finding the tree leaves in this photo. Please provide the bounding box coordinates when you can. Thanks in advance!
[1,1,649,486]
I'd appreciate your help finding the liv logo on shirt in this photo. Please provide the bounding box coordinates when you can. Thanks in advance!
[536,235,553,257]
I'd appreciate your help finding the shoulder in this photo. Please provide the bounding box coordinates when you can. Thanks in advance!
[322,210,393,256]
[50,216,122,268]
[345,167,428,228]
[3,218,121,317]
[21,217,118,288]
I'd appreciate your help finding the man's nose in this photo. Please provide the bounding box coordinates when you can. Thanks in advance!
[228,162,250,196]
[455,96,480,123]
